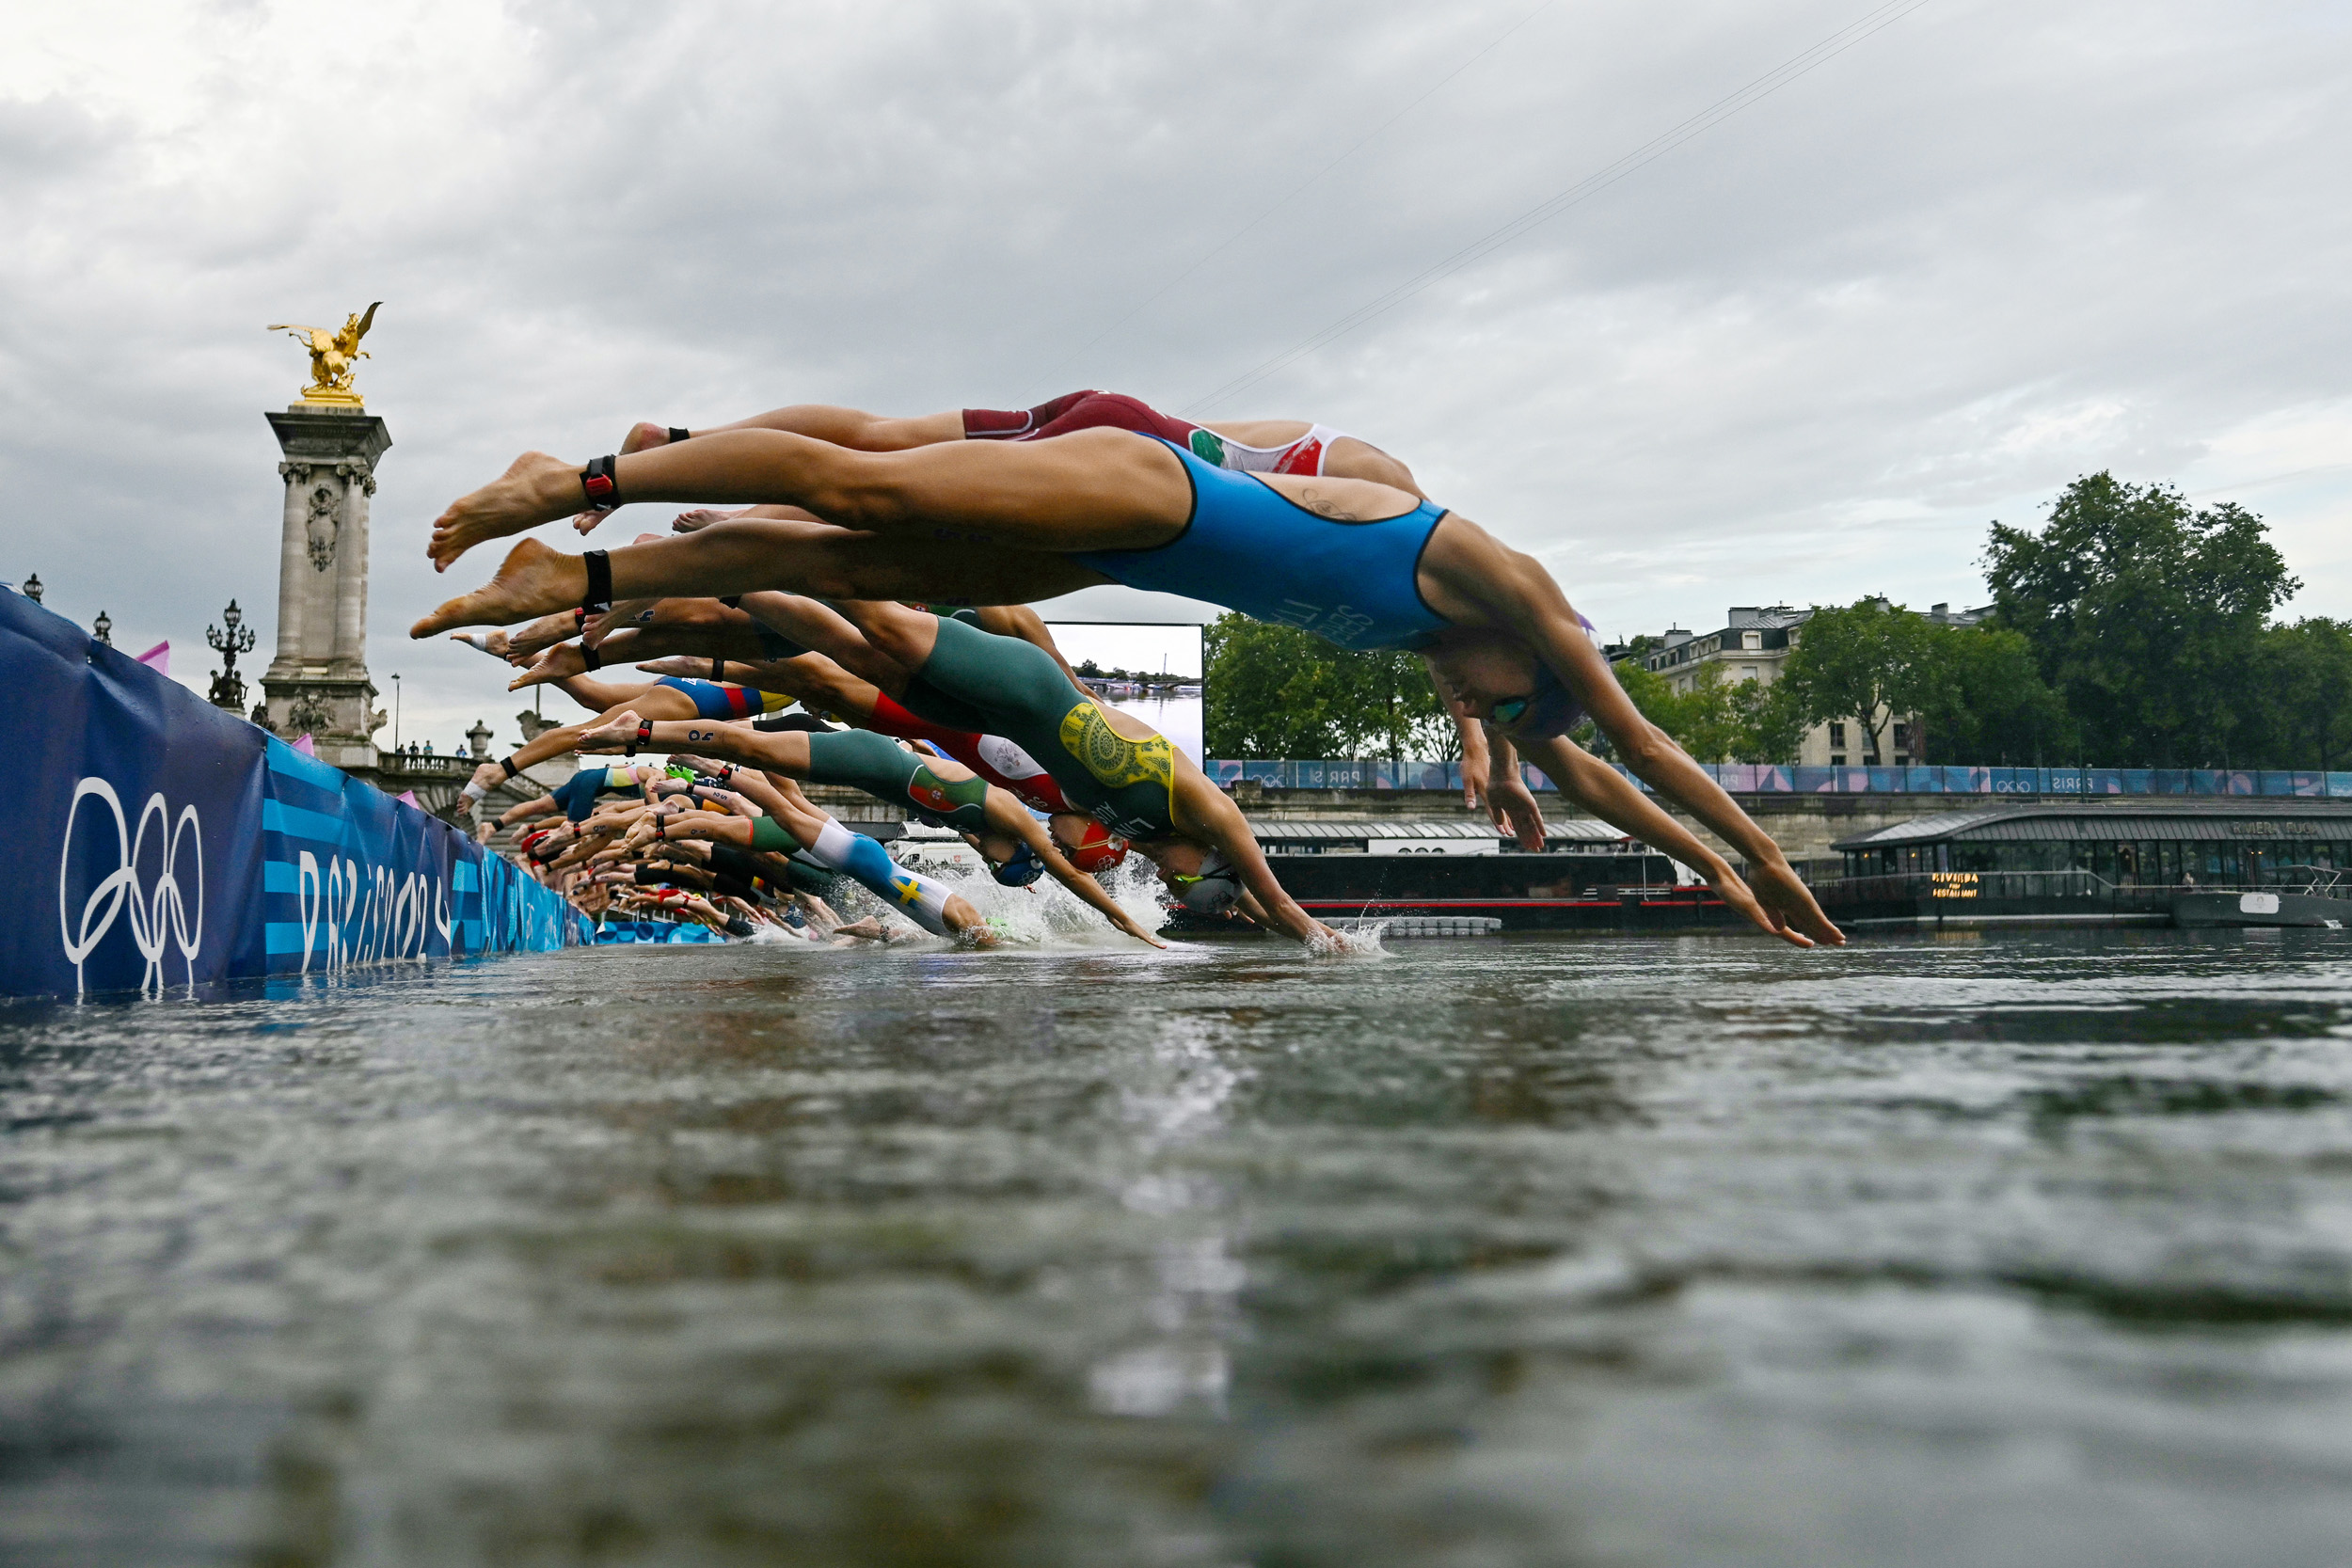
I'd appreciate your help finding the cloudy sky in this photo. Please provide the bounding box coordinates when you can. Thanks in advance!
[3,0,2344,752]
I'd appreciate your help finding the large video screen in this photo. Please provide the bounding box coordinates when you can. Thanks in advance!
[1045,623,1204,762]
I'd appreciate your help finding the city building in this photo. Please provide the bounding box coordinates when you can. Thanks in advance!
[1620,601,1991,766]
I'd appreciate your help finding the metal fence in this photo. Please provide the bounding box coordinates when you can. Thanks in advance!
[1207,760,2352,799]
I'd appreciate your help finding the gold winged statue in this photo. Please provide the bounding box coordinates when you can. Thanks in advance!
[268,302,381,405]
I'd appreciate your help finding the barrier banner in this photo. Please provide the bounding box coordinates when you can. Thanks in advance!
[2,589,586,999]
[1205,757,2352,799]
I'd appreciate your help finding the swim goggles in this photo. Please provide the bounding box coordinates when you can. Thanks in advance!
[1169,850,1241,912]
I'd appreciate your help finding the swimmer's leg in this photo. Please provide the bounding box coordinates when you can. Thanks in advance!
[760,813,979,942]
[425,425,1188,572]
[413,531,1104,636]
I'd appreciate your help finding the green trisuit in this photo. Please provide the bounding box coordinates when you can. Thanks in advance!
[893,613,1179,842]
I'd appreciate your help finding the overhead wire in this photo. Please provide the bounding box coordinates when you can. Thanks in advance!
[1182,0,1935,417]
[1028,0,1557,395]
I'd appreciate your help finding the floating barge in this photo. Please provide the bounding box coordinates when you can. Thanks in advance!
[1193,801,2352,935]
[1205,817,1743,933]
[1821,800,2352,929]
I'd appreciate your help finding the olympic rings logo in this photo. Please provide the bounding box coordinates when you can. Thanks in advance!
[58,777,204,997]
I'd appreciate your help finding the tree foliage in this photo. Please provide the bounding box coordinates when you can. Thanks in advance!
[1777,600,1933,760]
[1776,600,2073,766]
[2240,618,2352,771]
[1605,658,1803,764]
[1984,473,2298,767]
[1203,614,1455,761]
[1910,624,2075,765]
[1202,473,2342,769]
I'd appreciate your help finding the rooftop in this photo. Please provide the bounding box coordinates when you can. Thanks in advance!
[1832,799,2352,850]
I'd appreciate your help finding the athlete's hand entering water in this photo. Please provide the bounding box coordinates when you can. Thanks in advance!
[1480,768,1548,853]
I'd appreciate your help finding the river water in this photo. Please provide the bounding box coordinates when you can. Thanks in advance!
[7,927,2352,1566]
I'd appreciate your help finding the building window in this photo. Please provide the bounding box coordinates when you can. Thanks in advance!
[1741,631,1762,650]
[1829,722,1847,749]
[1830,754,1846,766]
[1740,664,1757,680]
[1893,722,1911,751]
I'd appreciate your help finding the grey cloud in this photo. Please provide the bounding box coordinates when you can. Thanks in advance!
[2,0,2345,742]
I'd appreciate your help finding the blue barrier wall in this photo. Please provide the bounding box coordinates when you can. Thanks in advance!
[2,589,587,999]
[1206,758,2352,799]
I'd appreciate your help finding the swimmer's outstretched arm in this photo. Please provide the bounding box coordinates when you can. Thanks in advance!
[1423,530,1839,948]
[1517,733,1840,949]
[1470,723,1547,850]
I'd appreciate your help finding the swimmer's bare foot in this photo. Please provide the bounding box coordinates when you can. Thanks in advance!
[672,507,748,534]
[449,630,512,659]
[506,615,580,660]
[510,643,589,690]
[410,538,588,638]
[582,596,660,648]
[429,451,586,571]
[573,709,643,754]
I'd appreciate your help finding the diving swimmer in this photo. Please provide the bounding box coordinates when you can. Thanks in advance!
[416,419,1842,948]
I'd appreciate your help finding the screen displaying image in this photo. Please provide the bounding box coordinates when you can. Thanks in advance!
[1045,623,1204,762]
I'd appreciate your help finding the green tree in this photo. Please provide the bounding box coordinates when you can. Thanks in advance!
[2240,618,2352,771]
[1597,657,1802,764]
[1203,614,1454,760]
[1909,625,2074,765]
[1982,474,2298,766]
[1779,598,1937,760]
[1732,674,1808,764]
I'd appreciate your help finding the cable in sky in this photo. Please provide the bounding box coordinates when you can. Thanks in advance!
[1183,0,1934,417]
[1028,0,1556,397]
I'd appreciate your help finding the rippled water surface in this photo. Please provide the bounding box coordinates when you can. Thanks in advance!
[7,928,2352,1566]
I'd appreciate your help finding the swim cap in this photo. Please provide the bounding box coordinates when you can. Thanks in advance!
[993,842,1047,887]
[1063,819,1129,874]
[1173,848,1241,913]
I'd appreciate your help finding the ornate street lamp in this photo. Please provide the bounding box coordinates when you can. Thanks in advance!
[92,610,112,646]
[207,598,256,713]
[21,574,40,605]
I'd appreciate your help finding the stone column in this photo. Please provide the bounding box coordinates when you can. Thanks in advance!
[261,405,391,771]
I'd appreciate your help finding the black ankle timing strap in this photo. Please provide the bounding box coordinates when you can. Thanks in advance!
[579,641,600,671]
[581,549,612,614]
[580,454,618,508]
[667,427,691,445]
